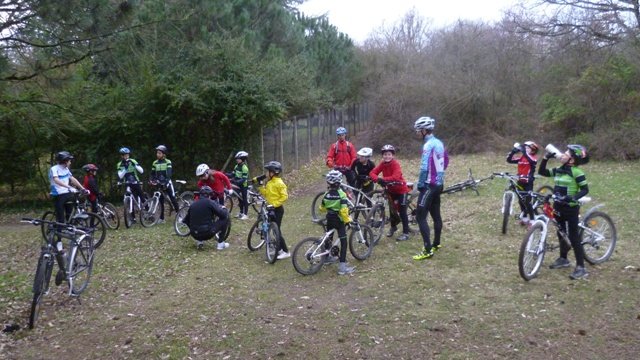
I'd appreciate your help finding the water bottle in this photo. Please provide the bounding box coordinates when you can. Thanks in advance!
[545,144,562,159]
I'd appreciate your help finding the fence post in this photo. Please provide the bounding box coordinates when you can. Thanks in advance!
[279,120,284,167]
[307,114,312,163]
[293,116,299,170]
[260,126,265,167]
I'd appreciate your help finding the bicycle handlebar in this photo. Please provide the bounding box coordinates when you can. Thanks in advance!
[21,218,89,235]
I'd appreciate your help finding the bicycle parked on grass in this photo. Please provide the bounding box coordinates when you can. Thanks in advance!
[292,219,374,275]
[246,192,281,264]
[41,191,108,249]
[493,172,554,234]
[441,169,494,195]
[22,217,96,329]
[227,183,264,215]
[173,190,232,240]
[85,196,120,230]
[144,181,191,226]
[518,192,617,281]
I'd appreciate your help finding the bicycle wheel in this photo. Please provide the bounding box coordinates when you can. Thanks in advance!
[174,205,191,237]
[536,185,554,195]
[366,203,386,245]
[518,222,547,281]
[247,220,265,251]
[179,191,195,204]
[349,224,374,260]
[123,197,134,228]
[40,211,56,242]
[265,222,280,264]
[310,191,325,222]
[220,217,232,241]
[68,235,94,296]
[100,202,120,230]
[292,237,325,275]
[140,197,160,227]
[581,211,617,265]
[502,192,513,234]
[29,251,53,329]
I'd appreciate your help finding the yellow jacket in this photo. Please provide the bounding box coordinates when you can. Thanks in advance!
[258,176,288,208]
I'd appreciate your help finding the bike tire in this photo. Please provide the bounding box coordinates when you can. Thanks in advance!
[310,191,325,222]
[247,220,265,251]
[581,211,617,265]
[224,195,234,214]
[68,235,94,296]
[518,222,546,281]
[349,224,374,260]
[502,192,513,234]
[40,211,56,242]
[220,216,232,241]
[179,191,195,204]
[101,202,120,230]
[366,203,386,246]
[265,222,280,264]
[292,237,326,275]
[140,197,160,227]
[29,251,53,329]
[123,197,134,229]
[174,205,190,237]
[536,185,554,195]
[69,212,107,250]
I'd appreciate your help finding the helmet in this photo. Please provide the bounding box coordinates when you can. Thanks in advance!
[199,185,213,198]
[264,161,282,174]
[357,147,373,157]
[196,163,210,176]
[155,145,168,153]
[336,127,347,135]
[567,144,589,165]
[82,164,98,172]
[326,170,343,185]
[381,144,396,154]
[235,151,249,159]
[55,151,74,162]
[119,147,130,155]
[524,141,539,154]
[414,116,435,131]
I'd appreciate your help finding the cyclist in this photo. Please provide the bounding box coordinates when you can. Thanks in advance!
[195,163,232,205]
[506,141,539,226]
[252,161,290,259]
[150,145,180,224]
[117,147,146,222]
[412,116,448,261]
[538,144,590,280]
[369,144,412,242]
[81,163,100,213]
[182,186,230,250]
[350,147,376,194]
[320,170,355,275]
[49,151,88,224]
[326,126,357,186]
[232,151,250,220]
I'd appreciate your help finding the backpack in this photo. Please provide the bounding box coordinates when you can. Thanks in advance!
[334,141,352,156]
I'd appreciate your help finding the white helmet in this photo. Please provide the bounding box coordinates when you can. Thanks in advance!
[326,170,343,185]
[414,116,435,131]
[195,163,210,176]
[357,147,373,157]
[235,151,249,159]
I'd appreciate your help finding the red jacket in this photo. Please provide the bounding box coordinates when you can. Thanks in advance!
[197,170,232,200]
[82,175,98,202]
[326,139,356,169]
[369,159,409,195]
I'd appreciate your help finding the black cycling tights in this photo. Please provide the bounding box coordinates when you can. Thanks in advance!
[416,184,443,250]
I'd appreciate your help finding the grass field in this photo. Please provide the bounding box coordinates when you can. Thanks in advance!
[1,154,639,359]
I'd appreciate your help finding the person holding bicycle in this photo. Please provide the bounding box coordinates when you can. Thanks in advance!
[539,144,590,280]
[320,170,356,275]
[117,147,146,221]
[196,163,233,205]
[183,186,230,250]
[252,161,290,259]
[412,117,448,261]
[369,144,412,242]
[506,141,539,226]
[351,147,376,194]
[326,126,357,187]
[81,163,100,214]
[50,151,88,225]
[150,145,180,224]
[232,151,250,220]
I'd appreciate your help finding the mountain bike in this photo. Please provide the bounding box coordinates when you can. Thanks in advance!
[228,183,263,214]
[21,217,95,329]
[365,181,417,243]
[493,172,554,234]
[118,182,152,229]
[172,179,194,214]
[85,197,120,230]
[442,169,494,195]
[173,191,232,240]
[518,193,617,281]
[144,181,191,226]
[246,193,281,264]
[41,191,108,249]
[292,219,374,275]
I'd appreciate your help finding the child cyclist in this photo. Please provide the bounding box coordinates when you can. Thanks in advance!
[320,170,356,275]
[369,145,412,241]
[117,147,146,222]
[81,163,100,213]
[150,145,181,224]
[232,151,250,220]
[252,161,290,259]
[350,147,376,194]
[506,141,539,226]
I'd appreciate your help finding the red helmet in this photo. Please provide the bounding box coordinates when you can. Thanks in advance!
[82,163,98,172]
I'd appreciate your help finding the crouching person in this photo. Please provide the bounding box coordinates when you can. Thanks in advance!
[183,186,230,250]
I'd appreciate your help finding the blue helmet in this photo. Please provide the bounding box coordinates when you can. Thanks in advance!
[119,147,131,154]
[336,127,347,135]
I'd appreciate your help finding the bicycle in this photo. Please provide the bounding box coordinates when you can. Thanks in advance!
[41,191,108,249]
[246,193,281,264]
[292,219,374,275]
[172,179,194,213]
[492,172,554,234]
[85,196,120,230]
[21,217,96,329]
[118,181,152,229]
[442,169,494,195]
[144,181,191,226]
[365,180,417,243]
[228,183,263,214]
[173,191,232,240]
[518,192,617,281]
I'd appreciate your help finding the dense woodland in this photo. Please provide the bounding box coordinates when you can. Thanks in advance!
[1,0,639,205]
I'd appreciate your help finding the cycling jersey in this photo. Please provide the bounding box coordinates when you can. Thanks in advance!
[369,159,409,195]
[351,159,375,190]
[117,159,143,183]
[49,165,72,196]
[257,176,288,208]
[233,162,249,187]
[539,161,588,207]
[183,198,229,241]
[82,174,99,202]
[197,170,232,201]
[320,188,351,223]
[418,134,448,187]
[326,140,356,169]
[151,158,173,184]
[506,151,537,184]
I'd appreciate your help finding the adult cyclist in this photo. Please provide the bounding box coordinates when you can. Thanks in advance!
[150,145,180,223]
[326,126,357,186]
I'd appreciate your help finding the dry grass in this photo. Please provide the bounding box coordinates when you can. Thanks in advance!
[1,154,639,359]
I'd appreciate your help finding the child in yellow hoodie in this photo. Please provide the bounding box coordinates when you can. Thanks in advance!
[253,161,290,259]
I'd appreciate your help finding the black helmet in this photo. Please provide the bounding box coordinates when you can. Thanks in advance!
[199,185,214,198]
[155,145,168,153]
[82,163,99,172]
[567,144,589,165]
[264,161,282,174]
[56,151,74,163]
